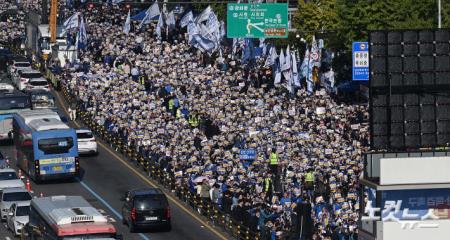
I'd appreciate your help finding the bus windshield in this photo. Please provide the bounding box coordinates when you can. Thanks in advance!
[38,137,74,154]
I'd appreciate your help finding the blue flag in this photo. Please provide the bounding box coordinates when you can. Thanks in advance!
[241,38,255,65]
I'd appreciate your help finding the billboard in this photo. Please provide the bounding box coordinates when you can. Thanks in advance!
[227,3,288,38]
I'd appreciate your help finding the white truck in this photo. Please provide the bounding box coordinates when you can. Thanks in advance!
[26,24,77,67]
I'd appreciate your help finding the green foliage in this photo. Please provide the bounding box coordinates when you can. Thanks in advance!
[294,0,441,50]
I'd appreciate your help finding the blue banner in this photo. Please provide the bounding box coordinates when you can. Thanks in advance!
[352,42,369,81]
[239,149,256,160]
[379,188,450,220]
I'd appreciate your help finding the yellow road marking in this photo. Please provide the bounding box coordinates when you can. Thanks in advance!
[54,90,228,240]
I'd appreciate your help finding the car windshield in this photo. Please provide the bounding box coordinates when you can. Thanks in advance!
[77,132,93,139]
[21,73,42,79]
[134,195,167,209]
[2,192,31,201]
[15,63,30,68]
[0,172,19,180]
[15,205,30,216]
[29,81,47,86]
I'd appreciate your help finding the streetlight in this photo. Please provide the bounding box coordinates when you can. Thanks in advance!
[438,0,442,28]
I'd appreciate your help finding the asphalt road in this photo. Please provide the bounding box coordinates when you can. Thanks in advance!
[0,73,229,240]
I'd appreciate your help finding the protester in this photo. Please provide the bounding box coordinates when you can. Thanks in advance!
[54,4,368,239]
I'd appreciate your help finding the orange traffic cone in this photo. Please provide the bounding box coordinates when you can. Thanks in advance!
[26,178,31,192]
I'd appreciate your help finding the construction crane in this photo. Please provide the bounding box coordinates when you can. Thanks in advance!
[49,0,58,43]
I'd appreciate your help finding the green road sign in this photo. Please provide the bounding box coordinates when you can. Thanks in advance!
[227,3,288,39]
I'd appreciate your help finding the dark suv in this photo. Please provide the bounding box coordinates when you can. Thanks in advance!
[121,188,171,232]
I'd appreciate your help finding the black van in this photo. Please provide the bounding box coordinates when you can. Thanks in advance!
[121,188,171,232]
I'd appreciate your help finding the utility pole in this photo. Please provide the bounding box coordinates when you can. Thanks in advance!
[49,0,58,43]
[438,0,442,28]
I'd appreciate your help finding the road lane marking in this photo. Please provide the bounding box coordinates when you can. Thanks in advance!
[79,180,150,240]
[54,88,228,240]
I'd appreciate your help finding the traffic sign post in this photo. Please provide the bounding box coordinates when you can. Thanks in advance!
[352,42,369,81]
[227,3,288,38]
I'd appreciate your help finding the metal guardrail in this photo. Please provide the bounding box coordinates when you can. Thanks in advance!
[54,72,261,240]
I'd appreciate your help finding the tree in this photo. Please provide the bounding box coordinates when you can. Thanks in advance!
[293,0,341,43]
[293,0,440,50]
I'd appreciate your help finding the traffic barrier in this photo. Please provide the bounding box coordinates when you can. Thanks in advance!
[58,83,261,240]
[26,178,31,192]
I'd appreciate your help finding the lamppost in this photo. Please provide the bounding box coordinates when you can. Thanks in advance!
[438,0,442,28]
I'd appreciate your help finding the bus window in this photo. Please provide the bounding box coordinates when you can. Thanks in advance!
[38,137,74,155]
[0,97,31,110]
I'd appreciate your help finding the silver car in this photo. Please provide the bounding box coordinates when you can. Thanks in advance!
[6,202,30,236]
[0,188,31,220]
[0,168,25,191]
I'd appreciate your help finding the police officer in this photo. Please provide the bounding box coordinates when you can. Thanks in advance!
[264,173,273,199]
[269,148,279,175]
[304,168,315,199]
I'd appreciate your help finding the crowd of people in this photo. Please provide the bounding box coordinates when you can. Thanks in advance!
[3,2,369,239]
[0,0,25,46]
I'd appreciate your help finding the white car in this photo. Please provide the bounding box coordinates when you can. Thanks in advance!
[76,129,98,155]
[8,59,31,78]
[0,188,31,220]
[13,69,43,91]
[0,168,25,191]
[6,202,30,236]
[26,78,49,91]
[0,83,14,93]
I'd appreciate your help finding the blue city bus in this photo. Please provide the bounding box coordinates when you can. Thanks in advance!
[12,110,79,181]
[0,91,31,141]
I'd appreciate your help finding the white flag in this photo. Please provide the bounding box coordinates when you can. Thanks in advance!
[292,51,300,87]
[282,46,291,72]
[195,6,211,24]
[279,49,285,71]
[123,10,131,35]
[63,12,79,30]
[155,14,163,39]
[112,0,124,4]
[139,2,160,29]
[166,11,176,31]
[180,11,193,28]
